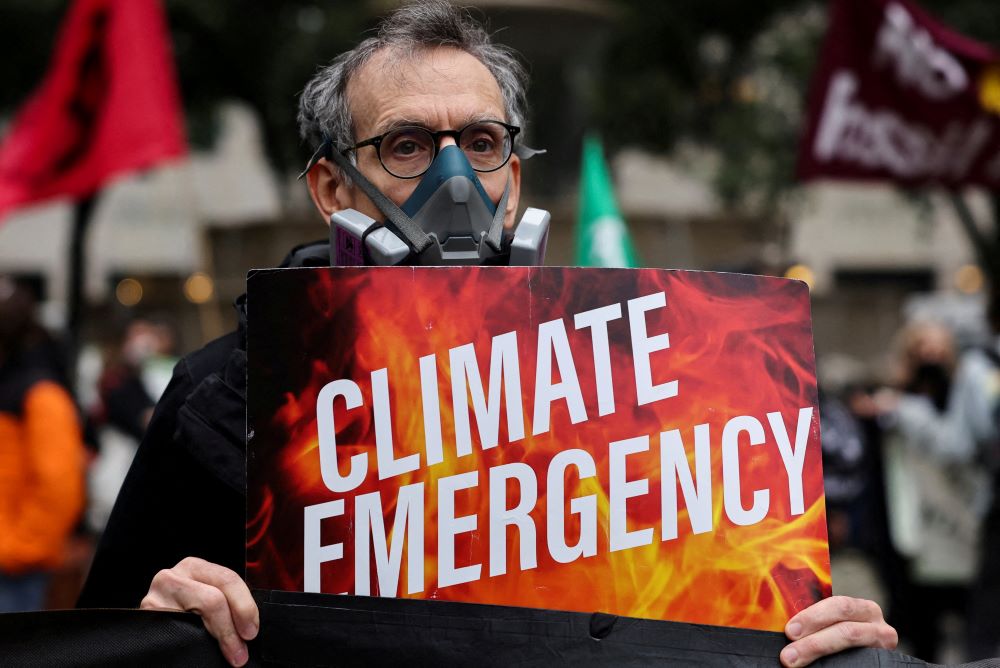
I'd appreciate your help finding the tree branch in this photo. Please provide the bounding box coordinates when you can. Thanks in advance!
[949,191,996,277]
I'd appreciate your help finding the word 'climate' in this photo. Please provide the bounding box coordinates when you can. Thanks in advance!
[315,292,676,492]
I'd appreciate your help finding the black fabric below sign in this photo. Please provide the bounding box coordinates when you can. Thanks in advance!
[0,608,227,667]
[252,591,986,667]
[3,595,999,667]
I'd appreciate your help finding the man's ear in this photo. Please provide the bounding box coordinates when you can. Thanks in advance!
[306,158,354,226]
[503,154,521,229]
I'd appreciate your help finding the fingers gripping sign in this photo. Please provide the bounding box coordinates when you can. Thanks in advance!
[780,595,898,667]
[140,557,259,667]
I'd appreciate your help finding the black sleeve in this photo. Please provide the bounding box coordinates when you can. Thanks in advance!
[77,335,246,609]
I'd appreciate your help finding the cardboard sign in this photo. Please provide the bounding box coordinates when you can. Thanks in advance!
[246,266,830,632]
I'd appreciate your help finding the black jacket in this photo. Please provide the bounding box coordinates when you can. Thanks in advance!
[77,243,334,608]
[77,303,248,607]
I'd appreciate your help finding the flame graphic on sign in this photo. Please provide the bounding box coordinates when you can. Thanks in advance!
[247,267,829,631]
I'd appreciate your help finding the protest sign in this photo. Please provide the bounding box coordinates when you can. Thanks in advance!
[798,0,1000,187]
[246,266,829,632]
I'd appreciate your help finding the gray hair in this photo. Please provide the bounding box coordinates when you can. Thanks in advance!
[297,0,528,155]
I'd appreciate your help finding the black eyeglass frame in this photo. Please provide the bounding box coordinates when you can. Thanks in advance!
[341,120,521,179]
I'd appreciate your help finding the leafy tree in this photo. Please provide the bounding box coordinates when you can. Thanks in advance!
[596,0,1000,287]
[165,1,370,171]
[596,0,810,211]
[4,0,998,284]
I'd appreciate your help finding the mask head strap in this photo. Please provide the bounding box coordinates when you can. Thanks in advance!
[299,138,432,254]
[484,174,510,253]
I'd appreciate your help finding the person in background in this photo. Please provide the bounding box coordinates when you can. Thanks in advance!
[818,386,870,551]
[961,292,1000,659]
[878,321,980,661]
[86,316,179,534]
[0,275,86,612]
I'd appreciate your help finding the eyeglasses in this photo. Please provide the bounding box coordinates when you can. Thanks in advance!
[342,120,520,179]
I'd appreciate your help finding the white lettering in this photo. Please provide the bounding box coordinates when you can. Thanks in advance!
[354,484,425,596]
[812,70,992,181]
[722,416,769,526]
[420,354,444,466]
[875,2,968,99]
[660,424,713,540]
[546,449,598,564]
[767,408,813,516]
[438,471,481,587]
[532,319,588,435]
[304,500,345,593]
[574,303,623,417]
[545,449,597,564]
[316,380,368,493]
[609,436,654,551]
[488,463,538,576]
[451,332,525,457]
[373,368,420,480]
[627,293,677,406]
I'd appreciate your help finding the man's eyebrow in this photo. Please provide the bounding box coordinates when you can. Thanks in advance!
[463,113,505,126]
[373,113,503,135]
[375,118,428,134]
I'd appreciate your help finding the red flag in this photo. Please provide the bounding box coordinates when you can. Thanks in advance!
[797,0,1000,188]
[0,0,186,219]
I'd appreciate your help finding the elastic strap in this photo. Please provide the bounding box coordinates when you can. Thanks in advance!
[323,142,433,253]
[484,175,510,253]
[359,220,387,265]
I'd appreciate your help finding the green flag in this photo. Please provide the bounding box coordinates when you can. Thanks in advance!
[574,134,640,268]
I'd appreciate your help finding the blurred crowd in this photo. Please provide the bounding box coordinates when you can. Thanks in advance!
[0,274,176,612]
[1,270,999,662]
[821,289,1000,662]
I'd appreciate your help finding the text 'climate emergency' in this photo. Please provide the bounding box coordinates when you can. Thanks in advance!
[302,291,814,596]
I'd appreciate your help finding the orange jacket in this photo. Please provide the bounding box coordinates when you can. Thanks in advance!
[0,377,86,574]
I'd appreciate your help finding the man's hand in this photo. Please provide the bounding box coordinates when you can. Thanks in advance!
[780,595,898,667]
[140,557,259,667]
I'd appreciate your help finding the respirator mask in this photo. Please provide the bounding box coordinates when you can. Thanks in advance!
[300,121,549,267]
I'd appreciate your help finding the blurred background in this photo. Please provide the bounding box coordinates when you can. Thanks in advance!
[1,0,1000,662]
[3,0,997,362]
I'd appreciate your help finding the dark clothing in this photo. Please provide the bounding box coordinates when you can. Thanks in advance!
[76,316,247,608]
[966,347,1000,659]
[77,241,326,608]
[96,365,154,442]
[968,477,1000,659]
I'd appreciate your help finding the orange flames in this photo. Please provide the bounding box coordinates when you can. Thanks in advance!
[246,267,830,631]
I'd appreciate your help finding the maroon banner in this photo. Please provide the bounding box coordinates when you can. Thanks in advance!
[797,0,1000,187]
[0,0,186,220]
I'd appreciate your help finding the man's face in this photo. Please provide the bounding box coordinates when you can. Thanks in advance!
[308,46,521,229]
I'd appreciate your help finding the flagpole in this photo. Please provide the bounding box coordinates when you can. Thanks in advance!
[948,190,1000,289]
[0,0,186,386]
[67,192,97,386]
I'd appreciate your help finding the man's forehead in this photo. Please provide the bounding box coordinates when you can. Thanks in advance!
[347,46,506,136]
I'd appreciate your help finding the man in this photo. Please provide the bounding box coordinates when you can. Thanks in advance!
[77,2,898,667]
